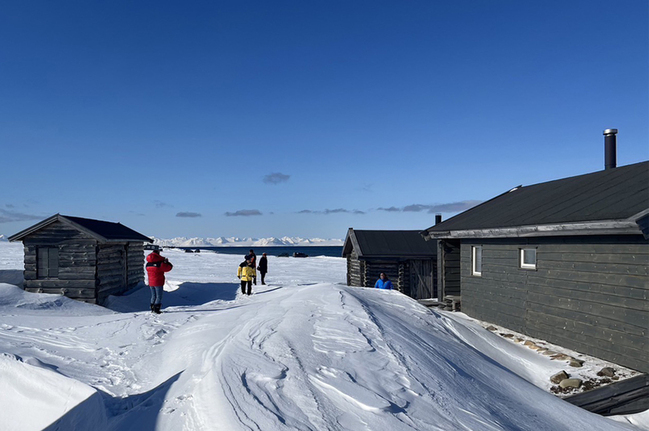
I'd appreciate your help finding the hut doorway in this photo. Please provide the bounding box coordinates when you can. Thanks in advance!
[439,239,461,299]
[409,259,435,299]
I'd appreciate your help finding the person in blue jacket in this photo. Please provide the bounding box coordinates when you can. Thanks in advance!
[374,273,393,290]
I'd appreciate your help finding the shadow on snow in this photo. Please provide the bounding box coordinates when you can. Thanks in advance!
[104,282,240,313]
[41,373,182,431]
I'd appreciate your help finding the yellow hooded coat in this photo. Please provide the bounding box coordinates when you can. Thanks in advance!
[237,265,257,282]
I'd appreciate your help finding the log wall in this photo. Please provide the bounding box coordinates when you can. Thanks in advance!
[347,250,363,287]
[22,221,98,302]
[365,261,401,290]
[459,236,649,372]
[346,255,437,299]
[19,220,146,305]
[127,242,145,286]
[97,244,126,303]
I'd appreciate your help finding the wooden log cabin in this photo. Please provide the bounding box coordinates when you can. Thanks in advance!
[421,136,649,373]
[343,228,438,299]
[9,214,153,305]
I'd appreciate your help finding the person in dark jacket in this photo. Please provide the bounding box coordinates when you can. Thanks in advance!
[146,249,173,314]
[257,253,268,285]
[374,273,393,290]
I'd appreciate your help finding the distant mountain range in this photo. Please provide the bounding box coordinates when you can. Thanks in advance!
[151,236,344,247]
[0,234,342,247]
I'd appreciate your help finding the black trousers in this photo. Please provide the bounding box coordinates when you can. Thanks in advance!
[260,271,267,284]
[241,279,252,295]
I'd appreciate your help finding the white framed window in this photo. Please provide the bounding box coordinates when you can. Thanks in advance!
[520,248,537,270]
[471,245,482,276]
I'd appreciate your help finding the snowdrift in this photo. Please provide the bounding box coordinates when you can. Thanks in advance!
[0,353,107,431]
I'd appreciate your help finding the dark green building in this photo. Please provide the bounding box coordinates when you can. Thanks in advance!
[422,160,649,372]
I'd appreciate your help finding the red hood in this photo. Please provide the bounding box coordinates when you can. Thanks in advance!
[147,253,165,263]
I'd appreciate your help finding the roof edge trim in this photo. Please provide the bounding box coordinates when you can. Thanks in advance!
[423,220,643,239]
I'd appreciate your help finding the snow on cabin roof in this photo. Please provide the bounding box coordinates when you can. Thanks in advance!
[8,214,153,243]
[343,228,437,259]
[424,161,649,238]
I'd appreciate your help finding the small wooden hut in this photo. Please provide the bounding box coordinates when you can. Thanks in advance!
[343,228,437,299]
[9,214,152,305]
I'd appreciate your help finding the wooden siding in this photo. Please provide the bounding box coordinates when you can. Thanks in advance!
[346,255,436,299]
[19,220,145,305]
[408,260,436,299]
[22,221,98,302]
[365,261,400,290]
[127,242,145,286]
[459,236,649,373]
[20,220,95,245]
[96,244,130,303]
[347,249,363,287]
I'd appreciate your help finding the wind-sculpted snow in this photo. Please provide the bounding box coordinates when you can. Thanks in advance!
[0,244,641,430]
[0,352,107,431]
[141,283,636,431]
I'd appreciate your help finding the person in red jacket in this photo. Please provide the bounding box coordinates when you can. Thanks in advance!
[146,249,173,314]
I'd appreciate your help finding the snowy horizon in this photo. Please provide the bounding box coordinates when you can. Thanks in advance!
[0,234,344,247]
[151,236,344,247]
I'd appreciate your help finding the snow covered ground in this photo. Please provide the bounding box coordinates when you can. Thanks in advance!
[0,242,647,430]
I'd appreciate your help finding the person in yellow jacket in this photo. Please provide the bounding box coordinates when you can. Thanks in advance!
[237,261,257,295]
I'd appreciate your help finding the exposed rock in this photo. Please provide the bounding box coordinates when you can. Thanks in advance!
[569,358,585,368]
[524,340,536,347]
[597,367,616,377]
[514,337,525,343]
[582,379,597,391]
[537,348,548,354]
[486,325,498,331]
[551,371,569,384]
[542,350,558,356]
[559,378,582,389]
[550,353,571,361]
[501,333,514,338]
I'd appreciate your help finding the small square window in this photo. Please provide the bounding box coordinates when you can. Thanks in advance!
[472,246,482,276]
[37,247,59,278]
[520,248,537,270]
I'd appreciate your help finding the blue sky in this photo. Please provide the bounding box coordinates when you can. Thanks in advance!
[1,0,647,239]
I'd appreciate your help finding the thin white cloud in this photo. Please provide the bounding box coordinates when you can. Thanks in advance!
[377,206,400,212]
[263,173,290,184]
[225,209,263,217]
[176,212,202,218]
[0,209,42,224]
[154,200,174,208]
[298,208,365,215]
[378,201,482,214]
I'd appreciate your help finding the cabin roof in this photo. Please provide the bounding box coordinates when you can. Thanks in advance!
[343,228,437,258]
[423,161,649,239]
[8,214,153,243]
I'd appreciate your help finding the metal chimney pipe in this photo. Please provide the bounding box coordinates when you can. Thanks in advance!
[603,128,618,170]
[435,213,442,225]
